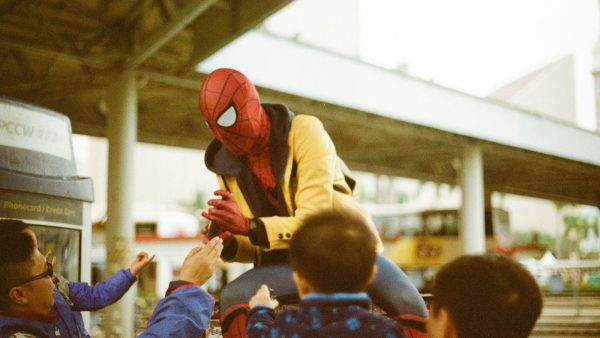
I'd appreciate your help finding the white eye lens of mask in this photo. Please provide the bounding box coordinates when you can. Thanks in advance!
[217,106,237,127]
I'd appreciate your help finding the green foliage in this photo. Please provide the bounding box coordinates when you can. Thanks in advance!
[357,184,373,202]
[512,231,555,253]
[563,215,598,236]
[558,214,599,259]
[395,191,409,204]
[179,189,207,214]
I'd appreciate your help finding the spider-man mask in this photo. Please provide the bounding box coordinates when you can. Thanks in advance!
[199,68,270,156]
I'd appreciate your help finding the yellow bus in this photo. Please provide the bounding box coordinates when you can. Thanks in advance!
[366,205,511,290]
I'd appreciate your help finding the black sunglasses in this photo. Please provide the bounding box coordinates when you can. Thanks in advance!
[12,262,54,288]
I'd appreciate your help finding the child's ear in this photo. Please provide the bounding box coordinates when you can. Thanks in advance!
[8,287,29,306]
[292,271,311,297]
[366,264,378,287]
[433,307,457,338]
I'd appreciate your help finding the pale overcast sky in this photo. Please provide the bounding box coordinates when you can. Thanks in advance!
[360,0,598,94]
[264,0,599,129]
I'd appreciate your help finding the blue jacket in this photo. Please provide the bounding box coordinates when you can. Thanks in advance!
[139,283,215,337]
[0,278,214,338]
[0,269,136,337]
[247,292,406,338]
[54,269,137,337]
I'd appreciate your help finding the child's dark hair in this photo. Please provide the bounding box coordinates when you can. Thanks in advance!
[289,209,377,293]
[0,219,36,310]
[432,254,543,338]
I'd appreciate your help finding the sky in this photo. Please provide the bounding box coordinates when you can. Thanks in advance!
[360,0,597,92]
[263,0,599,129]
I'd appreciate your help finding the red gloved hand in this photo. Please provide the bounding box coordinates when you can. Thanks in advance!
[201,223,234,247]
[201,190,250,235]
[217,230,234,247]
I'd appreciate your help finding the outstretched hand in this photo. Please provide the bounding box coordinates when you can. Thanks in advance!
[180,237,223,285]
[130,251,155,276]
[201,189,250,235]
[249,284,279,309]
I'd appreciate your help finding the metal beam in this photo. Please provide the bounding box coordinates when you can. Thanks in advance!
[181,0,292,73]
[0,38,118,67]
[0,74,106,93]
[140,69,203,90]
[126,0,218,68]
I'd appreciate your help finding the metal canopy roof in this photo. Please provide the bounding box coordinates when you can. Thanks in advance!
[1,0,599,207]
[0,0,291,116]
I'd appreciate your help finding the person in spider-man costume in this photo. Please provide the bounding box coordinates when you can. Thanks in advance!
[199,68,428,338]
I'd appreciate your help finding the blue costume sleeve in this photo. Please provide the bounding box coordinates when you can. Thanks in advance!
[247,306,276,337]
[138,284,215,338]
[67,269,137,311]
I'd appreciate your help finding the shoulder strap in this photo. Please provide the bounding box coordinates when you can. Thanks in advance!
[54,273,74,307]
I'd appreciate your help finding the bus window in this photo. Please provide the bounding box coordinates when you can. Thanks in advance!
[367,206,511,291]
[444,212,459,236]
[425,213,444,236]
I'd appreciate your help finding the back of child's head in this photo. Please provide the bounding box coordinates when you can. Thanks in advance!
[432,254,542,338]
[0,219,37,310]
[289,209,378,293]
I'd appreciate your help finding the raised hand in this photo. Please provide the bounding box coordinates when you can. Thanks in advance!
[45,251,56,268]
[130,251,156,276]
[179,237,224,285]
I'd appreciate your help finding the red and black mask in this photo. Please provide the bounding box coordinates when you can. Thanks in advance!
[199,68,271,156]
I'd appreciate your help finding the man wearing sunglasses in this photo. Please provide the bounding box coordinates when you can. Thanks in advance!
[0,219,154,337]
[1,234,56,328]
[0,219,223,337]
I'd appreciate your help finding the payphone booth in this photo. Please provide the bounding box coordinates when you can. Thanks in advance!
[0,97,93,303]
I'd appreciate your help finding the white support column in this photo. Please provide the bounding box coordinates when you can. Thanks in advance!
[593,0,600,132]
[375,174,395,203]
[460,146,486,254]
[104,68,137,337]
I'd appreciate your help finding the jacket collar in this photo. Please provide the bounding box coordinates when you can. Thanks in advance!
[204,104,294,218]
[204,103,293,176]
[300,292,372,311]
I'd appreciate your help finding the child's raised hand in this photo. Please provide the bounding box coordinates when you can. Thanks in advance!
[130,251,155,276]
[249,284,279,309]
[45,251,56,268]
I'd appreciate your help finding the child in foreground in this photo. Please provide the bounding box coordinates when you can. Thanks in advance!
[426,254,543,338]
[246,209,406,337]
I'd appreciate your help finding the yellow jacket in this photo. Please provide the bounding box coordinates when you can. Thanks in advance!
[206,106,382,263]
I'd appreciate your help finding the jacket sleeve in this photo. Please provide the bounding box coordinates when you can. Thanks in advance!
[260,115,338,250]
[247,306,277,338]
[138,285,215,338]
[67,269,137,311]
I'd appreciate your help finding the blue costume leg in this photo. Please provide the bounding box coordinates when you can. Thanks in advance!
[220,256,427,337]
[367,254,428,336]
[221,256,427,317]
[367,254,428,317]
